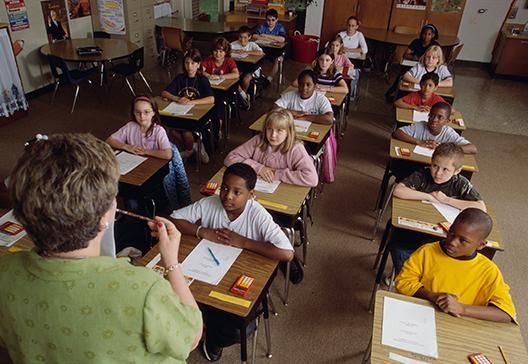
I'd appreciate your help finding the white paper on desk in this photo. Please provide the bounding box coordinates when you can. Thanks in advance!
[181,239,242,285]
[162,102,194,115]
[412,83,421,90]
[401,59,419,67]
[413,145,434,157]
[255,39,273,45]
[208,78,224,86]
[255,179,280,193]
[389,352,427,364]
[382,296,438,358]
[115,152,147,175]
[0,210,27,247]
[346,51,364,60]
[412,110,429,122]
[294,119,312,133]
[231,52,248,59]
[431,202,460,224]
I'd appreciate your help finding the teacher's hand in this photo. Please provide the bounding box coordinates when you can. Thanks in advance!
[148,217,181,265]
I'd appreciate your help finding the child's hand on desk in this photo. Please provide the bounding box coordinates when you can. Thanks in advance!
[215,228,247,248]
[178,97,191,105]
[125,144,144,155]
[434,293,462,317]
[148,217,181,265]
[430,191,450,205]
[209,74,221,81]
[258,167,275,182]
[418,140,439,150]
[199,228,223,244]
[415,105,430,112]
[291,110,306,119]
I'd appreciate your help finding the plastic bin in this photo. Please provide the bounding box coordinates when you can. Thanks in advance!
[291,30,320,64]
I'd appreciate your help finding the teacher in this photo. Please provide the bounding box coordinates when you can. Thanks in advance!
[0,133,202,363]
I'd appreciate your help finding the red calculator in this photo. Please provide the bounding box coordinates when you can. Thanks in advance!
[467,353,492,364]
[0,221,24,236]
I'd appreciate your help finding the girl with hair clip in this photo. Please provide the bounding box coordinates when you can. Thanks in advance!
[107,95,192,209]
[325,34,354,75]
[405,24,439,61]
[161,48,215,163]
[403,45,453,87]
[295,52,348,93]
[224,109,318,187]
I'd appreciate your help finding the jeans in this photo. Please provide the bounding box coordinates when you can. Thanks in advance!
[163,143,192,211]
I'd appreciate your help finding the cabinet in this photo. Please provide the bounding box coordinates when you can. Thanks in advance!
[491,30,528,77]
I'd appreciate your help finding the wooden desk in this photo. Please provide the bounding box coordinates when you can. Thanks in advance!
[210,77,238,92]
[138,235,277,362]
[395,108,466,132]
[156,96,214,121]
[232,52,265,65]
[249,112,332,151]
[368,290,528,363]
[226,10,297,37]
[119,155,169,188]
[390,138,479,175]
[391,198,503,253]
[399,80,456,100]
[155,16,247,36]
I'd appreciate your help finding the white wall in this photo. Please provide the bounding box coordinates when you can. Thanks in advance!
[304,0,325,36]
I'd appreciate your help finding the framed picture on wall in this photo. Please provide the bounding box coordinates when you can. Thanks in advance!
[431,0,465,13]
[0,26,28,118]
[41,0,71,44]
[396,0,427,11]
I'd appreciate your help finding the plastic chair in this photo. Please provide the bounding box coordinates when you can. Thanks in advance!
[93,31,111,39]
[446,43,464,75]
[160,27,192,78]
[110,47,152,96]
[47,54,95,113]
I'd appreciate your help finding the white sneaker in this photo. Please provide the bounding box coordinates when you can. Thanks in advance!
[195,142,209,164]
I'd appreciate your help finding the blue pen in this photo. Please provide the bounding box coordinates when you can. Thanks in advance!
[207,247,220,266]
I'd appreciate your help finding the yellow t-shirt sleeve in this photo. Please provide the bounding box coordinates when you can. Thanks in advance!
[395,245,426,297]
[488,270,517,323]
[143,279,202,360]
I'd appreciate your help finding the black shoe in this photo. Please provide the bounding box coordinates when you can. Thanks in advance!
[202,336,223,362]
[261,77,271,89]
[280,256,304,284]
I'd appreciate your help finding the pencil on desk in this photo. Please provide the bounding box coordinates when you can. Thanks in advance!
[116,208,154,223]
[498,345,509,364]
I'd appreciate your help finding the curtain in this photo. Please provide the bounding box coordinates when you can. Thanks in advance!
[0,28,28,118]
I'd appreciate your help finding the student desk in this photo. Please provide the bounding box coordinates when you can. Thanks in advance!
[398,80,456,104]
[232,53,265,65]
[202,167,311,304]
[138,235,278,363]
[225,10,298,37]
[156,96,214,171]
[364,290,528,364]
[281,85,347,139]
[395,108,466,133]
[0,209,33,257]
[254,39,288,88]
[117,154,170,198]
[40,38,139,87]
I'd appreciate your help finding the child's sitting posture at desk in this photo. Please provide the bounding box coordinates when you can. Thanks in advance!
[403,45,452,88]
[394,72,446,111]
[224,109,318,187]
[274,69,334,125]
[391,143,486,272]
[396,208,516,323]
[392,101,477,154]
[171,163,293,361]
[253,9,286,85]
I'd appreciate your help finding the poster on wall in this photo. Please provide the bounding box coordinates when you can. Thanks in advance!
[4,0,30,31]
[396,0,427,10]
[0,27,28,118]
[97,0,126,35]
[67,0,92,19]
[41,0,71,44]
[431,0,464,13]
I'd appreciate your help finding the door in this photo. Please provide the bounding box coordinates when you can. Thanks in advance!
[457,0,512,62]
[357,0,393,30]
[321,0,358,46]
[426,0,466,36]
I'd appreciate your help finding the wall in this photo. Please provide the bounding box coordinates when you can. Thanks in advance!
[0,1,93,94]
[304,0,324,37]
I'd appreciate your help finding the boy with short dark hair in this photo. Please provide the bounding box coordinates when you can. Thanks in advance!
[396,208,516,323]
[390,142,486,272]
[394,72,446,111]
[253,9,286,85]
[392,101,478,154]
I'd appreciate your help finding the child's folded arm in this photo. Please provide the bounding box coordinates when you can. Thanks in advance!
[394,183,437,202]
[392,127,420,145]
[459,304,513,323]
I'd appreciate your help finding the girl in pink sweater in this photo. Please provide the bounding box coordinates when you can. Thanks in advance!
[224,109,318,187]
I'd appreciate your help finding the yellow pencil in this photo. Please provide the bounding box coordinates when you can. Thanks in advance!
[116,208,154,223]
[498,345,509,364]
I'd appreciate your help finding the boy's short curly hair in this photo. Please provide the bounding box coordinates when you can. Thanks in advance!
[223,163,257,190]
[9,133,119,254]
[432,142,464,169]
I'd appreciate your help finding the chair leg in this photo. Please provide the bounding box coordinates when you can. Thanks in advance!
[51,81,60,105]
[371,183,395,241]
[374,161,393,211]
[263,292,273,358]
[282,227,294,306]
[361,336,372,364]
[138,71,153,94]
[297,214,308,267]
[251,317,259,364]
[125,77,136,96]
[266,293,278,316]
[71,84,80,113]
[372,220,392,270]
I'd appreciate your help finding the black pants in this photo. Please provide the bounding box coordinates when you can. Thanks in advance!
[203,307,257,348]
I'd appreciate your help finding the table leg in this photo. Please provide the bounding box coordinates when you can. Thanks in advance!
[240,320,248,364]
[277,56,283,91]
[262,293,273,358]
[251,318,259,364]
[375,161,392,211]
[283,227,294,306]
[361,336,372,364]
[369,225,393,313]
[99,62,105,87]
[193,131,202,172]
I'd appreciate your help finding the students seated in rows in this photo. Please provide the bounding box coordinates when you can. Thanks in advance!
[390,143,486,273]
[224,109,318,187]
[294,51,348,94]
[404,24,439,61]
[230,25,264,108]
[171,163,293,361]
[403,45,453,87]
[394,72,446,111]
[392,101,477,154]
[275,69,334,125]
[161,49,215,163]
[107,95,192,208]
[396,208,516,323]
[0,133,202,362]
[337,16,368,55]
[253,9,286,85]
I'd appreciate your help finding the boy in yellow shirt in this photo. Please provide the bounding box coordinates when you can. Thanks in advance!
[396,208,516,323]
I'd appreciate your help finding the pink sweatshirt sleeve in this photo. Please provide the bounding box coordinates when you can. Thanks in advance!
[223,136,265,173]
[274,143,319,187]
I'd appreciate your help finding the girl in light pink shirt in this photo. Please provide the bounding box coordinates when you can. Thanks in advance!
[224,109,318,187]
[326,34,354,75]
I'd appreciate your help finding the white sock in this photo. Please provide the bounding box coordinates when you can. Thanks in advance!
[267,76,273,82]
[239,90,247,99]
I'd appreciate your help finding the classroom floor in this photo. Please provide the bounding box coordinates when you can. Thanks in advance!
[0,57,527,363]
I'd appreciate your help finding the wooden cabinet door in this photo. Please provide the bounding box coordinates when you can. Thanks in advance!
[321,0,358,46]
[357,0,393,30]
[426,0,466,37]
[388,0,425,33]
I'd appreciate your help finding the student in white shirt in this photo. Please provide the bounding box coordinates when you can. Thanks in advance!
[274,69,334,125]
[337,16,368,55]
[230,25,264,107]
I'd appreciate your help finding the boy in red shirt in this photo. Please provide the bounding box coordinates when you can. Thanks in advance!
[394,72,445,112]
